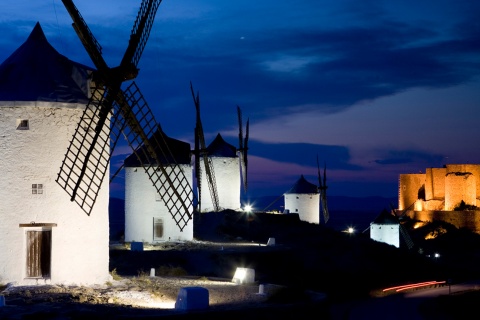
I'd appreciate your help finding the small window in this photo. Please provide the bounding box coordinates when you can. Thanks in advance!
[32,184,43,195]
[17,119,29,130]
[155,192,161,202]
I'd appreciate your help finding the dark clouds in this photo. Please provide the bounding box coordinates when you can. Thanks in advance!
[1,0,480,198]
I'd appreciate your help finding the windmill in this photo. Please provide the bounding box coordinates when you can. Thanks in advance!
[56,0,195,231]
[190,82,220,212]
[317,155,329,223]
[237,106,249,194]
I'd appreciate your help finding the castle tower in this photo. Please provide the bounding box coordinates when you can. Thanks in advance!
[0,23,110,285]
[284,175,320,224]
[124,129,194,242]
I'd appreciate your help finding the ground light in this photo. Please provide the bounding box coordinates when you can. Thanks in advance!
[342,227,355,234]
[232,267,255,284]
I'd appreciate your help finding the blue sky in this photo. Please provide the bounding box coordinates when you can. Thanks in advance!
[1,0,480,200]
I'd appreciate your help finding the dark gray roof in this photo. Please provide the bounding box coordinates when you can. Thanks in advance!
[285,175,318,194]
[124,128,191,167]
[0,22,93,103]
[372,209,399,225]
[207,133,237,158]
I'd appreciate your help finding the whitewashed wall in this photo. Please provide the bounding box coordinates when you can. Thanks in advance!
[199,156,241,212]
[0,102,111,286]
[124,165,194,243]
[370,224,400,248]
[284,193,320,224]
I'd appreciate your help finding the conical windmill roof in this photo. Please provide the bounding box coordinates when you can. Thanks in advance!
[372,209,399,225]
[206,133,237,157]
[124,129,191,166]
[0,22,93,103]
[285,175,318,194]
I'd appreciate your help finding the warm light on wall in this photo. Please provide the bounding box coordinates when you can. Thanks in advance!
[413,222,426,229]
[414,200,423,211]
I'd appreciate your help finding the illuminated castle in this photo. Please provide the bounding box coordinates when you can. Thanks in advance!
[397,164,480,233]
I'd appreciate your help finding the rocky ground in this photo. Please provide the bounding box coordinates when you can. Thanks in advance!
[1,272,316,319]
[3,210,480,319]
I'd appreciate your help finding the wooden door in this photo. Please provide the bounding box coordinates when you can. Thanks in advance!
[26,230,51,278]
[153,218,164,240]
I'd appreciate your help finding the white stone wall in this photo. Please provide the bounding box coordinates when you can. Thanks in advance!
[284,193,320,224]
[0,102,110,286]
[370,224,400,248]
[199,156,241,212]
[124,165,194,243]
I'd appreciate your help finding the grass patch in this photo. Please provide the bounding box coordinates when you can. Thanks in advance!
[110,268,122,281]
[155,265,188,277]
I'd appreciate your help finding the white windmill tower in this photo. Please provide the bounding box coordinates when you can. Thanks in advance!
[284,175,320,224]
[190,84,249,213]
[0,22,111,285]
[123,129,194,243]
[283,157,329,224]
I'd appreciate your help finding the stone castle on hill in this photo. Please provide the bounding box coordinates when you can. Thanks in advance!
[396,164,480,233]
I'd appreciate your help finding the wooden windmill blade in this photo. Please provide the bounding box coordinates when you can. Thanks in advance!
[317,155,329,223]
[190,82,220,212]
[244,117,249,191]
[321,161,330,224]
[119,0,163,73]
[111,83,195,229]
[57,0,195,230]
[237,106,245,191]
[237,106,249,192]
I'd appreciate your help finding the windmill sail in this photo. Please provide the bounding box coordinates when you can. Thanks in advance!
[317,155,329,223]
[190,82,220,212]
[57,0,195,231]
[237,106,249,193]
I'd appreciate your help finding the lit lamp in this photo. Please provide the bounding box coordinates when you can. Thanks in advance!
[232,267,255,284]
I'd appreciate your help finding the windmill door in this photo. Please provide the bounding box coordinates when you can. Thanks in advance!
[153,218,164,241]
[26,230,51,278]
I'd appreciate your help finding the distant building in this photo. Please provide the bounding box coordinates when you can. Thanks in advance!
[0,23,110,285]
[370,209,400,248]
[397,164,480,233]
[284,175,320,224]
[198,133,241,212]
[124,129,194,243]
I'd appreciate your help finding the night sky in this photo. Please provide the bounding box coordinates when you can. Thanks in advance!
[1,1,479,200]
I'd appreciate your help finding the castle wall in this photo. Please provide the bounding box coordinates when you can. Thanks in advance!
[445,164,478,210]
[425,167,446,201]
[399,174,425,211]
[404,210,480,234]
